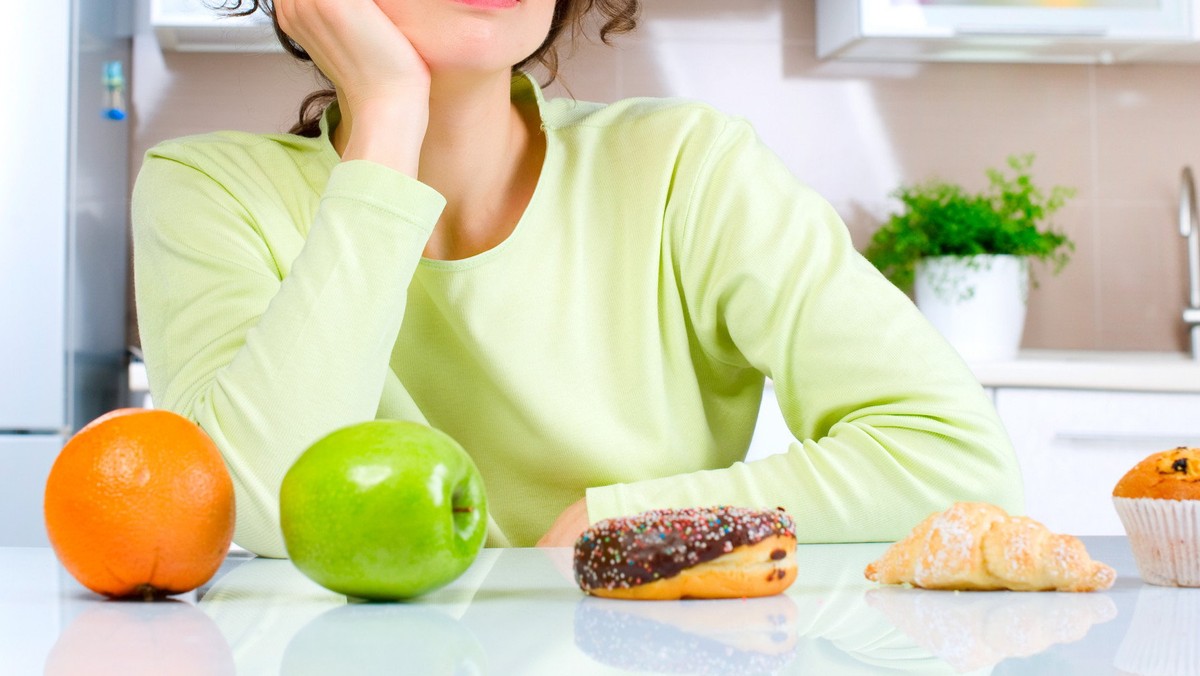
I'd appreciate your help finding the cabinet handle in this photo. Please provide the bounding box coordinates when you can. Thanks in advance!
[955,25,1107,37]
[1052,432,1200,447]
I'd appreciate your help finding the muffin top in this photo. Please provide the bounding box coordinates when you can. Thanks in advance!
[1113,447,1200,500]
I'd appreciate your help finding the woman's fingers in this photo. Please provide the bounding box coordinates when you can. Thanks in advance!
[537,498,591,548]
[273,0,429,106]
[273,0,430,172]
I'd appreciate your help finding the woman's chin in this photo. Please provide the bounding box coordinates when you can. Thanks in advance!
[423,59,523,82]
[403,5,552,77]
[419,44,543,80]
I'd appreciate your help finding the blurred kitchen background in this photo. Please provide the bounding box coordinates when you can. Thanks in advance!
[4,0,1200,547]
[135,0,1196,352]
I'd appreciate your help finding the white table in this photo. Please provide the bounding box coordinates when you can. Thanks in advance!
[3,537,1195,675]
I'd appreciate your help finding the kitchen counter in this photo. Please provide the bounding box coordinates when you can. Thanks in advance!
[128,350,1200,412]
[968,349,1200,393]
[4,537,1194,674]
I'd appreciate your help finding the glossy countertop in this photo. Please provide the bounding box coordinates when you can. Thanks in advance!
[130,350,1200,409]
[967,349,1200,393]
[3,537,1195,675]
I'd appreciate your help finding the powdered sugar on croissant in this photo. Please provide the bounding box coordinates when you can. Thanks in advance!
[864,502,1116,592]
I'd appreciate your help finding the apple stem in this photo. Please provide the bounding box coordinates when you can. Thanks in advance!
[453,506,474,514]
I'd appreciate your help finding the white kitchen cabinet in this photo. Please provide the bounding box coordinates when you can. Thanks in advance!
[0,437,64,547]
[155,0,1200,63]
[748,378,1200,538]
[995,388,1200,537]
[1,3,129,546]
[1,5,68,431]
[817,0,1200,64]
[151,0,276,52]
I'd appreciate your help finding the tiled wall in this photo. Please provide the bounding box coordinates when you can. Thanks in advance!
[129,0,1195,352]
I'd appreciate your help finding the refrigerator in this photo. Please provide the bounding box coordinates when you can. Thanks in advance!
[1,1,132,546]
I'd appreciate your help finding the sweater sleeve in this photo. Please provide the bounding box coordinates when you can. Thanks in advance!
[132,149,445,557]
[585,118,1024,542]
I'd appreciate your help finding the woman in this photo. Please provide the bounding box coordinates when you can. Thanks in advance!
[133,0,1022,557]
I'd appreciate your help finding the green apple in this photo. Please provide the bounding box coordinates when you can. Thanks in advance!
[280,420,487,600]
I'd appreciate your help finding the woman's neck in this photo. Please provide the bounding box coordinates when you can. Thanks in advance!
[332,70,545,260]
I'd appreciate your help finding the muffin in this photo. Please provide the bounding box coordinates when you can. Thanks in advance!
[1112,447,1200,587]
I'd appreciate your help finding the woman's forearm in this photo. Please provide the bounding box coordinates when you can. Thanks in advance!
[134,155,445,557]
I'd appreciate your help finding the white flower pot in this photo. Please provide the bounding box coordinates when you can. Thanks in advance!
[914,254,1029,362]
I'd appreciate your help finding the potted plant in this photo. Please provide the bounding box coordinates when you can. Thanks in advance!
[865,154,1075,361]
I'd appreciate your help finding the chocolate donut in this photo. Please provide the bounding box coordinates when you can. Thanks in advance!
[573,506,797,600]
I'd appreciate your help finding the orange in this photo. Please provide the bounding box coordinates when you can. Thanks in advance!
[43,408,235,600]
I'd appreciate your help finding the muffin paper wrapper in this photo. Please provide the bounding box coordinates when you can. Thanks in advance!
[1112,497,1200,587]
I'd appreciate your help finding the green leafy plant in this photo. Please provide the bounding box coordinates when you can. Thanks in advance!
[865,154,1076,293]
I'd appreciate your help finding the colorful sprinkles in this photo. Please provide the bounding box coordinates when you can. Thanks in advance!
[573,506,796,591]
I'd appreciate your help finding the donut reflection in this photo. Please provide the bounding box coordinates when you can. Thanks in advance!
[865,588,1117,673]
[573,594,798,673]
[1114,586,1200,676]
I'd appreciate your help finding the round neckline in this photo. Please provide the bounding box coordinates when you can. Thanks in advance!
[418,74,551,272]
[315,73,553,273]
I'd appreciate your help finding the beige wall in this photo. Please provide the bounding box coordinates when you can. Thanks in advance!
[129,0,1195,352]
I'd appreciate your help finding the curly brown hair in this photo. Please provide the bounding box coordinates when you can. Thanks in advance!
[215,0,639,137]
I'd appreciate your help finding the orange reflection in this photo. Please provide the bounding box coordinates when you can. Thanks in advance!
[44,600,235,676]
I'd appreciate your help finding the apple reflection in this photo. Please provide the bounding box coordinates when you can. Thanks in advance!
[865,587,1118,673]
[196,556,346,674]
[44,599,235,676]
[170,545,1131,674]
[1114,586,1200,675]
[573,594,799,674]
[195,552,496,675]
[282,603,486,675]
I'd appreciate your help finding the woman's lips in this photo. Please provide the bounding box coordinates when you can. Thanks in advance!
[450,0,519,9]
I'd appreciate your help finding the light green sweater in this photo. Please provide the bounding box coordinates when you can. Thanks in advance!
[133,75,1022,557]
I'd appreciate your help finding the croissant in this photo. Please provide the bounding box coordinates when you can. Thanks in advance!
[864,502,1116,592]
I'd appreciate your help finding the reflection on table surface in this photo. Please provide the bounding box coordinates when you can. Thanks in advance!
[1114,585,1200,676]
[573,594,799,674]
[22,537,1176,675]
[865,587,1117,672]
[44,599,237,676]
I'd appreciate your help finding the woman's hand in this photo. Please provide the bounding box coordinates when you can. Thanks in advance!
[274,0,429,173]
[537,498,590,548]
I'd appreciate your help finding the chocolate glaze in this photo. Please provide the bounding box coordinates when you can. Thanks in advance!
[573,506,796,591]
